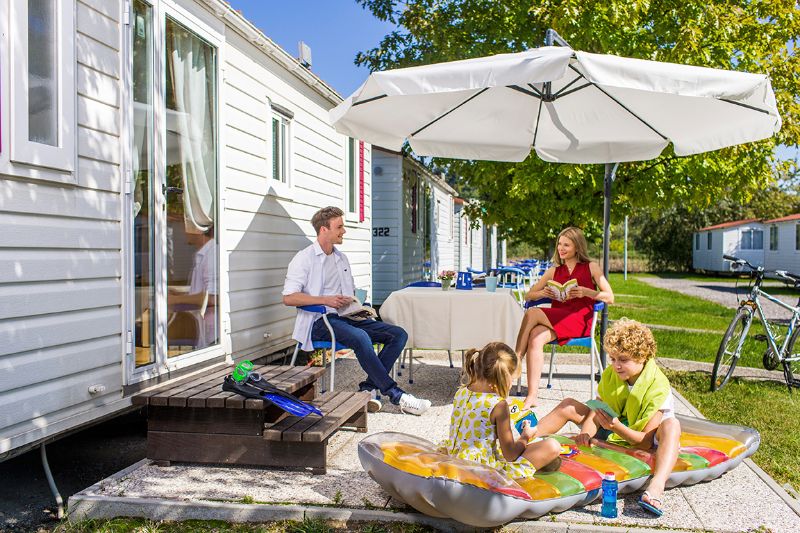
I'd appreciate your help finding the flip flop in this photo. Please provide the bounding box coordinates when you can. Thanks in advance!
[638,491,664,517]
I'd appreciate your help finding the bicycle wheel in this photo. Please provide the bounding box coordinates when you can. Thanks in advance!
[781,326,800,383]
[711,307,753,391]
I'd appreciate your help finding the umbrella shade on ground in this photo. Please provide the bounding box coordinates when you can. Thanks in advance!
[330,45,780,164]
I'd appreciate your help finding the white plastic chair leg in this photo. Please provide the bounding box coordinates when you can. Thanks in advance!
[290,343,300,366]
[408,349,414,384]
[321,314,336,393]
[547,345,556,389]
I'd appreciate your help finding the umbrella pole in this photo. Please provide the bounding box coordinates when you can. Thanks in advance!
[599,162,618,369]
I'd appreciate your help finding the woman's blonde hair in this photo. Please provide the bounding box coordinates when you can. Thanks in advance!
[603,318,657,363]
[462,342,518,398]
[551,227,592,265]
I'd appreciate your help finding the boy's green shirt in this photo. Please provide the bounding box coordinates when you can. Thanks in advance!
[596,358,671,446]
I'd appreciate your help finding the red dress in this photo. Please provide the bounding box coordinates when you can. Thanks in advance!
[542,262,596,344]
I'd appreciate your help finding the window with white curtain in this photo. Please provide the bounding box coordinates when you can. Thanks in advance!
[271,111,291,184]
[7,0,75,173]
[770,225,778,251]
[741,229,763,250]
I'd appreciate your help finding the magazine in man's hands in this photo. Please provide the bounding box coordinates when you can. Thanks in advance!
[337,297,378,321]
[546,279,578,302]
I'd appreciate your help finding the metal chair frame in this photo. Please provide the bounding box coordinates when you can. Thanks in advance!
[516,299,606,399]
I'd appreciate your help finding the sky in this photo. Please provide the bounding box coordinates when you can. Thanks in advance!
[228,0,395,97]
[229,1,798,164]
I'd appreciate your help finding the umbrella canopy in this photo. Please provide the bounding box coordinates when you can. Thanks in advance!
[330,46,780,164]
[331,37,781,363]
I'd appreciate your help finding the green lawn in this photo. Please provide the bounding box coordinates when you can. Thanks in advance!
[666,370,800,492]
[592,274,774,367]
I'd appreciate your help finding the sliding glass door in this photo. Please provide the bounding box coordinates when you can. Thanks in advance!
[129,2,219,379]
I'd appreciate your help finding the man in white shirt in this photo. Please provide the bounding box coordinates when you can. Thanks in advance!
[283,207,430,415]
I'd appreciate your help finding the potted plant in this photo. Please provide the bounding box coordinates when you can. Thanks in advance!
[439,270,456,290]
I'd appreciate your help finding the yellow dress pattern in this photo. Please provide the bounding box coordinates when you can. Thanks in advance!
[440,386,537,478]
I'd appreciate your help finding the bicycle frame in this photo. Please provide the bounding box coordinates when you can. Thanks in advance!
[745,285,800,366]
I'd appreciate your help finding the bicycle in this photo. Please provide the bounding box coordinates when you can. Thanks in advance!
[711,254,800,392]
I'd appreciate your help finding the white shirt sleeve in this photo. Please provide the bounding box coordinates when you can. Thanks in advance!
[283,250,310,296]
[658,390,675,420]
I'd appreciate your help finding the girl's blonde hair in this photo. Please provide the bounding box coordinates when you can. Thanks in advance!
[551,226,592,265]
[462,342,518,398]
[603,318,657,363]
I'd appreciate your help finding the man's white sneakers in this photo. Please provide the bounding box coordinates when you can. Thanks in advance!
[398,393,431,416]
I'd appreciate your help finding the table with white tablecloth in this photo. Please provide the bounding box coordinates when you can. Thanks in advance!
[379,287,524,350]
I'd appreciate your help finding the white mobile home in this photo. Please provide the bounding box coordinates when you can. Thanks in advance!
[692,219,764,272]
[0,0,370,459]
[371,147,456,304]
[453,197,489,273]
[764,214,800,273]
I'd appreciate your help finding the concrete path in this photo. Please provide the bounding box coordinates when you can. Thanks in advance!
[69,352,800,532]
[638,276,797,320]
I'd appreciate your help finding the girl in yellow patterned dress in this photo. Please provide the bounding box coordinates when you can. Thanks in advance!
[440,342,562,476]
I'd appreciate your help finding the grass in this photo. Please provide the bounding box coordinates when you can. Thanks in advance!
[666,369,800,493]
[53,518,437,533]
[560,273,784,367]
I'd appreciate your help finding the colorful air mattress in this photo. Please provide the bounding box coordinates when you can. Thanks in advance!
[358,414,759,527]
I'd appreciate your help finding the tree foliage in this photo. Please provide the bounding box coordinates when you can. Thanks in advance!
[355,0,800,251]
[633,186,800,271]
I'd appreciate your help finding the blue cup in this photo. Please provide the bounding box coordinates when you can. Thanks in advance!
[485,276,498,292]
[456,271,473,290]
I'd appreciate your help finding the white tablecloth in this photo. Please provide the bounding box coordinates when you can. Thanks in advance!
[379,287,524,350]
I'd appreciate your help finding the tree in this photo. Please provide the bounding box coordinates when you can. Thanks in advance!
[355,0,800,249]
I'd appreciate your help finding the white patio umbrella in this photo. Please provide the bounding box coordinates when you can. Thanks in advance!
[331,30,781,359]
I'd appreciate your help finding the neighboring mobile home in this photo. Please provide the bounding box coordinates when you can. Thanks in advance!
[371,147,456,304]
[764,214,800,273]
[692,219,764,272]
[0,0,371,459]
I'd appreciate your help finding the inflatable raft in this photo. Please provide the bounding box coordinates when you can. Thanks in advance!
[358,414,759,527]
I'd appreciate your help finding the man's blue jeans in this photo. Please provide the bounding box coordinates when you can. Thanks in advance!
[310,315,407,403]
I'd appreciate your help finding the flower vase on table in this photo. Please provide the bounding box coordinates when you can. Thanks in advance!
[439,270,456,291]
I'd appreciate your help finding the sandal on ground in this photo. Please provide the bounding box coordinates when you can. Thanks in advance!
[638,490,664,517]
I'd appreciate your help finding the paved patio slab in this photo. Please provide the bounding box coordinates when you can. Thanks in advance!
[69,351,800,532]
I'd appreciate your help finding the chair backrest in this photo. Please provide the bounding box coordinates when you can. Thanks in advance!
[405,280,442,288]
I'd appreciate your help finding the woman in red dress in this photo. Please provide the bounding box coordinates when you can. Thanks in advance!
[515,227,614,409]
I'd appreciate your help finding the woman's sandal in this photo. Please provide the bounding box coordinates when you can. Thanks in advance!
[638,490,664,517]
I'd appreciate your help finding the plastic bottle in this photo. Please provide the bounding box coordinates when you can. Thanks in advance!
[600,472,618,518]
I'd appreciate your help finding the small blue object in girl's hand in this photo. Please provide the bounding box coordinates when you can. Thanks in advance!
[508,397,538,434]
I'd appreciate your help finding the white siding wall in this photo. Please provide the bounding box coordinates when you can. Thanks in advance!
[433,184,455,273]
[765,221,800,273]
[453,204,463,271]
[470,221,485,271]
[221,33,371,358]
[0,0,126,455]
[371,150,403,304]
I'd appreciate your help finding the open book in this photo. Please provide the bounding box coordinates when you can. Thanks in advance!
[546,278,578,302]
[337,297,378,321]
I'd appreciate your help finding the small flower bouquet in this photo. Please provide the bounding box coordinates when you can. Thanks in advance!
[438,270,456,282]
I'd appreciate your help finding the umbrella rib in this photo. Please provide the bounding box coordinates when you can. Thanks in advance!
[532,96,544,150]
[509,84,542,99]
[352,94,388,107]
[409,87,489,138]
[719,98,772,115]
[568,64,667,140]
[552,75,585,98]
[556,82,593,99]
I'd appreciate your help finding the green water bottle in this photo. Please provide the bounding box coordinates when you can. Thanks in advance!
[232,360,254,382]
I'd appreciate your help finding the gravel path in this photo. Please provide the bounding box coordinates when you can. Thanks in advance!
[638,276,798,320]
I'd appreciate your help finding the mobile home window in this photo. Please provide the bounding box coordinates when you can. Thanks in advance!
[796,224,800,250]
[271,109,291,184]
[770,225,778,251]
[695,233,699,250]
[707,232,712,250]
[8,0,75,173]
[741,229,763,250]
[346,138,357,214]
